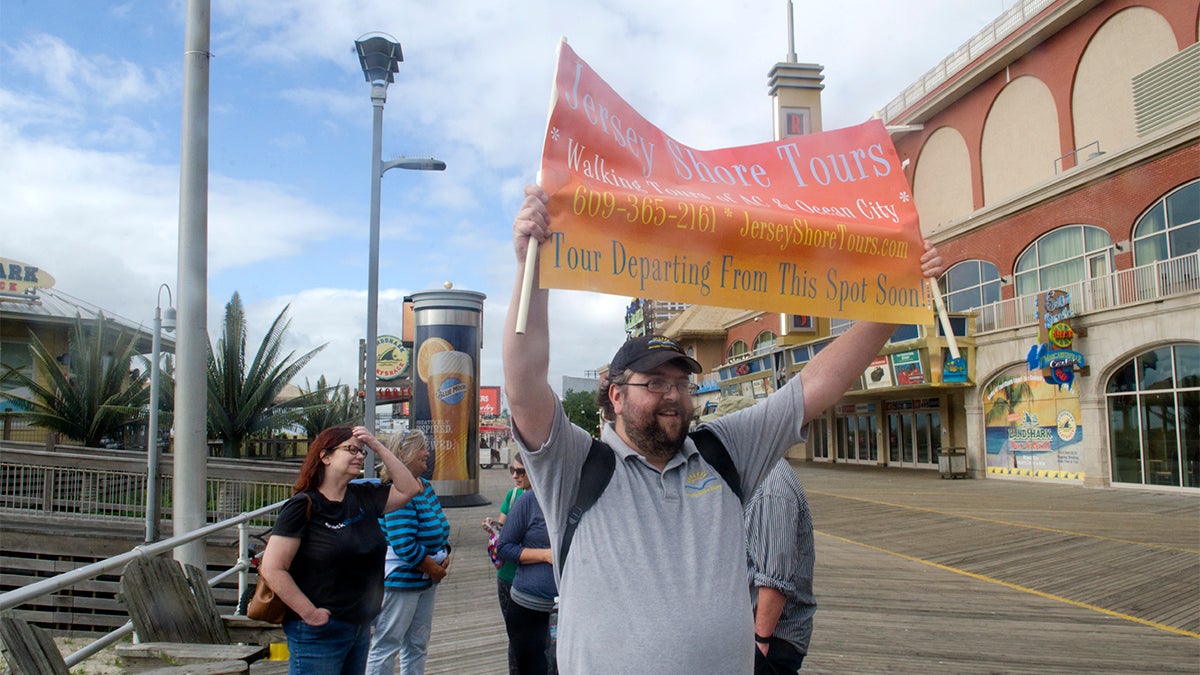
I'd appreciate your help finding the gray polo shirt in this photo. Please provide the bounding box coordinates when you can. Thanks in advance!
[517,376,807,674]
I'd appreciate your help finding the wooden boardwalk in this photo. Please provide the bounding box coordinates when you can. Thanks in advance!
[413,460,1199,673]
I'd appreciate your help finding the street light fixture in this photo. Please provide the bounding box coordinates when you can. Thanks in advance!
[355,32,446,477]
[146,283,176,542]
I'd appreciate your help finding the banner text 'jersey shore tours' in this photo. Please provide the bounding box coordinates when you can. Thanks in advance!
[537,41,933,325]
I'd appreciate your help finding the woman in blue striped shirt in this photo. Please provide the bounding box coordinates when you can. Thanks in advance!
[365,430,451,675]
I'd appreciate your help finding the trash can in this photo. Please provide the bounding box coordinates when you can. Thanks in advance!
[938,447,969,479]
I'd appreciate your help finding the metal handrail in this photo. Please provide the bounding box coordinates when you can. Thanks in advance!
[974,251,1199,334]
[880,0,1054,123]
[0,500,286,667]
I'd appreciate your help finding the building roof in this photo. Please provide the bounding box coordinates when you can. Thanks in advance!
[0,288,168,352]
[658,305,757,339]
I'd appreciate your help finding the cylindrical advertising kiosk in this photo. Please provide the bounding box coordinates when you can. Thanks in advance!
[410,288,489,507]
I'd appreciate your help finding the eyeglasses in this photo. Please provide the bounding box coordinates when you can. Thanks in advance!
[333,444,368,457]
[624,379,699,396]
[511,468,526,476]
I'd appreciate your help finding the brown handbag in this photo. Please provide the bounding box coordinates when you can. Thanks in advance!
[247,494,312,623]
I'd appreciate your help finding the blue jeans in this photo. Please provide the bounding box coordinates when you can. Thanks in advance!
[284,616,373,675]
[365,585,438,675]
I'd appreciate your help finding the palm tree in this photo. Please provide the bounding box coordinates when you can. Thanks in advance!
[984,378,1035,428]
[206,292,327,458]
[296,375,360,440]
[0,313,147,447]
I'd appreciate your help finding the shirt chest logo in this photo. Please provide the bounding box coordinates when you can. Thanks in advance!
[322,507,365,530]
[684,470,722,497]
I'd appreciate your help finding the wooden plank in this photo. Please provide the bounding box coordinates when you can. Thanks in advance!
[144,661,249,675]
[119,557,227,644]
[115,643,265,673]
[0,617,71,675]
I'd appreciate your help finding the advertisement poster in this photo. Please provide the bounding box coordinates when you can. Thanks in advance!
[864,355,894,389]
[412,324,480,483]
[983,367,1084,479]
[892,349,925,385]
[479,385,501,417]
[537,42,932,324]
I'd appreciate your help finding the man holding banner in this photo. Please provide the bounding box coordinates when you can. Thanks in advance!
[504,184,942,673]
[504,42,943,673]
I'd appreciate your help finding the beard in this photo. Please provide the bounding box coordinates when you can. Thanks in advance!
[620,398,690,462]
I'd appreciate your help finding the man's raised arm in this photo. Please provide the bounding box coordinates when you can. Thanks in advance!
[799,242,944,425]
[503,184,559,450]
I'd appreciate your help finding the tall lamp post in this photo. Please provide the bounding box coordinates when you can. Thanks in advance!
[355,33,446,477]
[146,284,176,542]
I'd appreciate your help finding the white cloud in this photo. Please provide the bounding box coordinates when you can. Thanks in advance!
[8,33,168,108]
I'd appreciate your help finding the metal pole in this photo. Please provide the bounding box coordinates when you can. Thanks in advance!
[174,0,211,569]
[363,83,387,478]
[146,307,162,542]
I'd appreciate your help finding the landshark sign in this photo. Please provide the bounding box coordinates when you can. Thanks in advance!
[536,41,932,324]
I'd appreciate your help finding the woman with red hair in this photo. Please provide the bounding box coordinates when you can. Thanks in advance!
[260,425,422,674]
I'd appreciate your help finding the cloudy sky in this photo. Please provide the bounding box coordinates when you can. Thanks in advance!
[1,0,1003,399]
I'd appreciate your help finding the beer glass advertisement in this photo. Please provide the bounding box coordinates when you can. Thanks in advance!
[412,325,480,483]
[982,366,1084,479]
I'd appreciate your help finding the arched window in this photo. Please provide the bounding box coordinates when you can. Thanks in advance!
[1106,343,1199,488]
[940,260,1002,312]
[752,331,776,353]
[1014,225,1113,298]
[727,340,748,361]
[1133,180,1200,265]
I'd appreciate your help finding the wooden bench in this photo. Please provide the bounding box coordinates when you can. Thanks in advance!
[0,616,249,675]
[115,556,276,671]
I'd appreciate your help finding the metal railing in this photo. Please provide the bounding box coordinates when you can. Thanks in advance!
[0,460,290,526]
[880,0,1055,123]
[0,500,285,668]
[975,251,1199,333]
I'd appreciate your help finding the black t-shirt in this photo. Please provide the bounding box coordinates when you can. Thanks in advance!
[272,483,391,623]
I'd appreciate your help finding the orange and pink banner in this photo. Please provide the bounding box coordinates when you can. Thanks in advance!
[537,41,933,324]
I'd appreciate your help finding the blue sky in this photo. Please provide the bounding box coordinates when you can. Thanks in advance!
[1,0,1001,395]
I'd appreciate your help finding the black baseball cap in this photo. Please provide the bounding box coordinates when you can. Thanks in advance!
[610,336,702,375]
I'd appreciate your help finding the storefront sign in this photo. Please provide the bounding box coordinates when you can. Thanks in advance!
[479,385,501,417]
[537,42,932,324]
[0,258,54,296]
[375,335,409,381]
[943,355,968,383]
[1049,322,1074,349]
[892,349,925,385]
[864,355,894,389]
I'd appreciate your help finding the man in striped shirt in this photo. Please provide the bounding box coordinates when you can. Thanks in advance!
[746,461,815,673]
[705,396,815,673]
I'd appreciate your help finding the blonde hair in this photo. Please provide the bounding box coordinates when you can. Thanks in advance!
[386,429,427,466]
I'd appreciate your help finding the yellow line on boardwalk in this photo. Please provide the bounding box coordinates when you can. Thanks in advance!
[817,530,1200,640]
[807,490,1200,555]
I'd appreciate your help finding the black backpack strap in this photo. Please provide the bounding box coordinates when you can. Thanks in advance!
[690,427,743,503]
[559,438,616,570]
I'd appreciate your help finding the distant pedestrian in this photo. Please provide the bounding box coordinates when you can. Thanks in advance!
[366,430,451,675]
[496,489,557,674]
[482,455,531,673]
